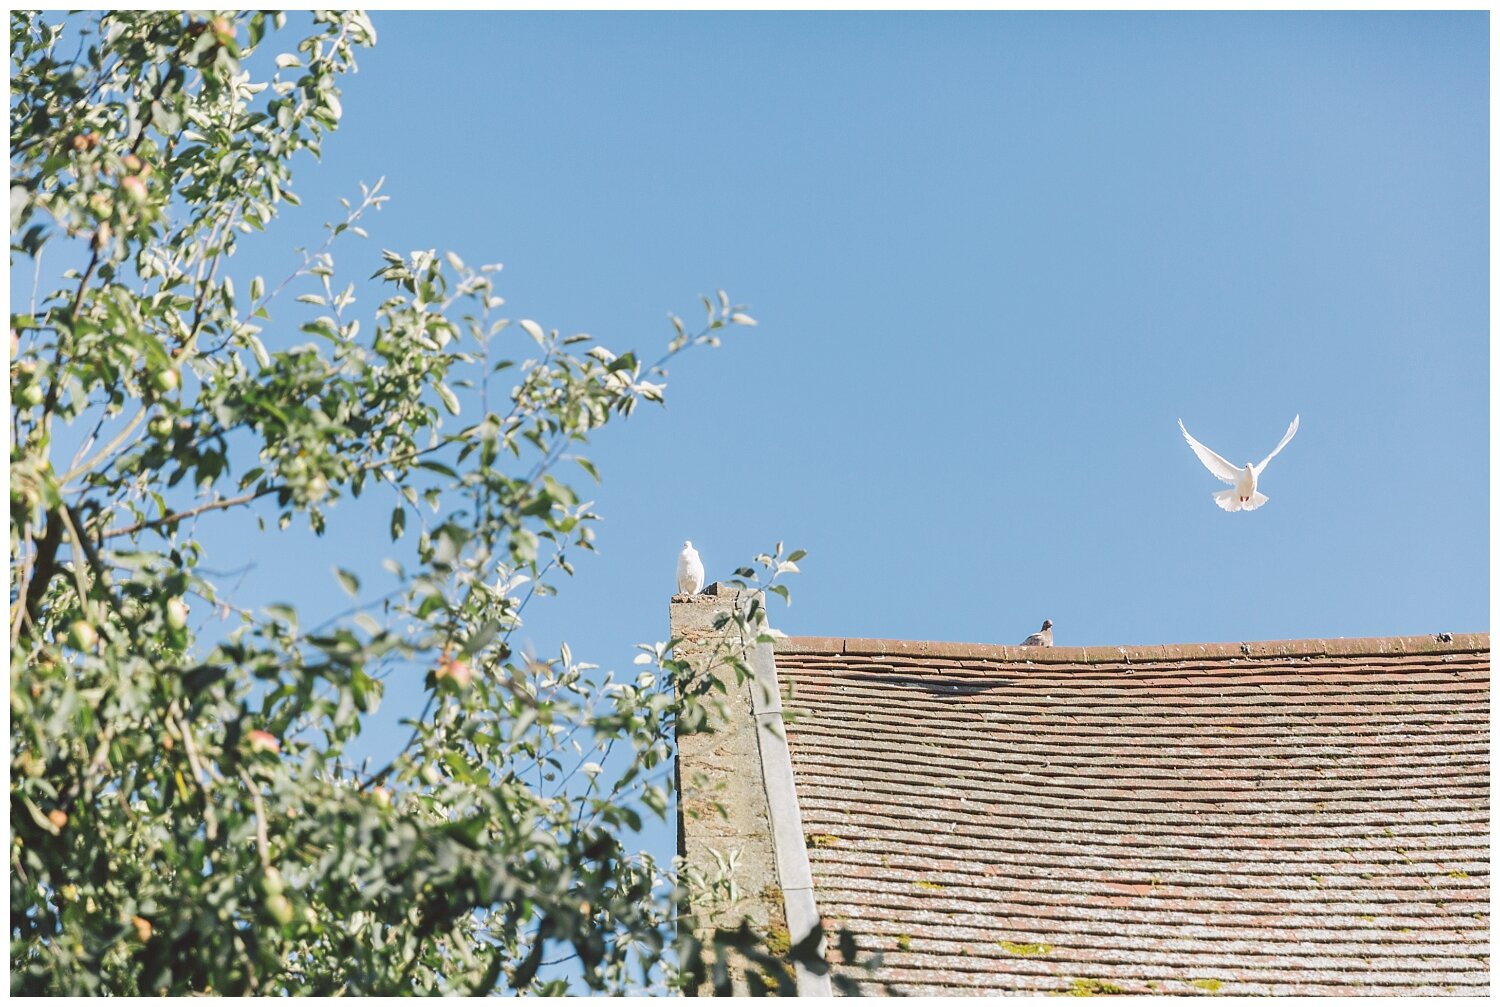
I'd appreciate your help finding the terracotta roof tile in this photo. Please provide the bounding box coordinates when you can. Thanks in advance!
[775,635,1490,996]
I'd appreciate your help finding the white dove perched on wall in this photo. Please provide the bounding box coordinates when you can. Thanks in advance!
[676,541,705,595]
[1178,415,1300,512]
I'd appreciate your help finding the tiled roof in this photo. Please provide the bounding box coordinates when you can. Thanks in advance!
[774,634,1490,996]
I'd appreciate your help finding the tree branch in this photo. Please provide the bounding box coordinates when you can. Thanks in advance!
[100,485,279,540]
[37,247,101,435]
[58,405,150,484]
[19,510,65,641]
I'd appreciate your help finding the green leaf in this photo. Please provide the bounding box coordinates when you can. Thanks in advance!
[245,334,270,367]
[301,318,338,340]
[350,668,380,712]
[181,664,230,696]
[333,567,359,597]
[574,457,600,483]
[390,505,406,540]
[461,619,500,658]
[443,814,490,850]
[415,459,458,478]
[266,603,298,626]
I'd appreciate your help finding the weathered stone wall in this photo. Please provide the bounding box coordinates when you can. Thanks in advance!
[671,584,788,993]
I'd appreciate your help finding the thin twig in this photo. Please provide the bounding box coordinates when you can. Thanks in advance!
[65,408,109,474]
[59,403,149,485]
[100,485,278,540]
[29,243,44,319]
[37,246,100,437]
[236,766,271,869]
[173,709,220,841]
[54,505,95,613]
[227,181,386,343]
[361,693,435,792]
[11,521,36,644]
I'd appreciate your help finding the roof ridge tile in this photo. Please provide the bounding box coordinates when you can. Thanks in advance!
[776,633,1490,663]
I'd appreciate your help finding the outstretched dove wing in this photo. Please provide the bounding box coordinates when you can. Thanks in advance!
[1178,419,1241,485]
[1252,415,1300,476]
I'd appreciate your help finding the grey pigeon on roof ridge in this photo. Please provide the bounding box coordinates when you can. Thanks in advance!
[1178,414,1300,512]
[1019,619,1054,647]
[676,540,704,596]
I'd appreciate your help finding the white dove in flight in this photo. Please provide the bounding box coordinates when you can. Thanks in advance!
[676,540,705,595]
[1178,415,1300,512]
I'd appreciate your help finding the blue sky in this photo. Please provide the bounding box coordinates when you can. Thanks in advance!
[229,11,1486,661]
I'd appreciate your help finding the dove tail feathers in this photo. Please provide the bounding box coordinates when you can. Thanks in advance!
[1214,488,1268,512]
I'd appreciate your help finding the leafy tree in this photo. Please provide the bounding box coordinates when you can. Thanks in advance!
[10,9,823,994]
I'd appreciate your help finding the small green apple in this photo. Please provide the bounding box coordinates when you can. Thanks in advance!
[150,366,179,393]
[16,382,43,408]
[67,620,97,652]
[265,894,294,926]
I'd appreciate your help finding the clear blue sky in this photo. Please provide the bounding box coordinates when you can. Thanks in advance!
[103,13,1484,972]
[231,11,1486,655]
